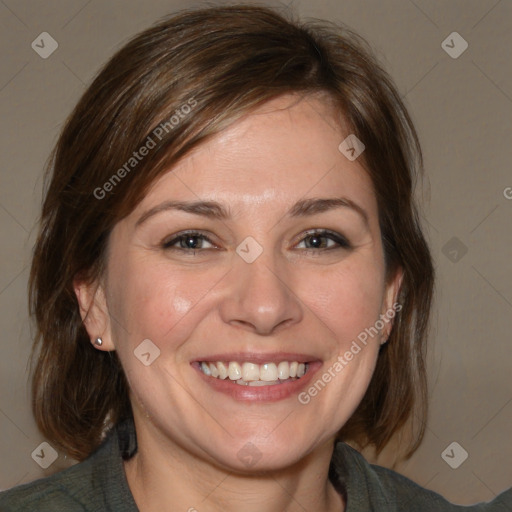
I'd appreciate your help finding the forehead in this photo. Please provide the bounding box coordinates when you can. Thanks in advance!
[132,94,378,222]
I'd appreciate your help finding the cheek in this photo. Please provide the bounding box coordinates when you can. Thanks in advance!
[301,257,385,348]
[295,260,385,428]
[106,253,225,358]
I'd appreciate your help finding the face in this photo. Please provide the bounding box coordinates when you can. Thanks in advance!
[78,93,400,472]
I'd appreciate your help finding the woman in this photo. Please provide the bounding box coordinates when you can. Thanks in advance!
[0,5,510,511]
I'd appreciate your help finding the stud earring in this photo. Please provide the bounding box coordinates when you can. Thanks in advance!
[94,337,103,346]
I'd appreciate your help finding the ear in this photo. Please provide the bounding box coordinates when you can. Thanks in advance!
[380,267,403,343]
[73,277,115,351]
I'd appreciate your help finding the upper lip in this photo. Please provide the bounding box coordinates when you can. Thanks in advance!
[193,352,319,364]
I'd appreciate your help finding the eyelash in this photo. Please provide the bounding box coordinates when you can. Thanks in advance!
[161,229,351,253]
[162,231,217,251]
[296,229,351,251]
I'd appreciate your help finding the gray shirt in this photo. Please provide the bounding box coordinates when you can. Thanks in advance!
[1,420,510,511]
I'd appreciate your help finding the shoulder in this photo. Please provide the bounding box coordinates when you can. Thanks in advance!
[0,425,134,512]
[0,455,101,511]
[331,441,512,511]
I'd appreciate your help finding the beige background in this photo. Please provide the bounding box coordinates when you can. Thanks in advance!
[1,0,511,506]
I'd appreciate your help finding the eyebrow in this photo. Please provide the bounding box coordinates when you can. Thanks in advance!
[289,197,369,227]
[135,197,369,227]
[136,200,228,226]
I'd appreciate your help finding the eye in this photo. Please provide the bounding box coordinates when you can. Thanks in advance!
[295,230,351,251]
[162,231,217,251]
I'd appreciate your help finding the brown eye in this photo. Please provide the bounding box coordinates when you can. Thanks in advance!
[297,230,351,250]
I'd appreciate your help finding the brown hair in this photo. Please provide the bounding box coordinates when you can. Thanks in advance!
[29,4,434,461]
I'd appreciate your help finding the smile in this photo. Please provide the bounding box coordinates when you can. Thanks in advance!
[198,360,309,386]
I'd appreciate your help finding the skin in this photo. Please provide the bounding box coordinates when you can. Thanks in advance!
[75,93,402,512]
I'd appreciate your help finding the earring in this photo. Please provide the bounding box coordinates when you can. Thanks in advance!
[94,337,103,346]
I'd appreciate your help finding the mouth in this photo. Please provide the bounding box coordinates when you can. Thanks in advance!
[191,354,321,402]
[197,360,309,386]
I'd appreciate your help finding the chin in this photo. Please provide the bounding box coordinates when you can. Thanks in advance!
[202,430,324,474]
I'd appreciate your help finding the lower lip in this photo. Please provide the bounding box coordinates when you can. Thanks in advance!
[192,362,322,402]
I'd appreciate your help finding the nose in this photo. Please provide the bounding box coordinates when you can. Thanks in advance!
[219,251,303,336]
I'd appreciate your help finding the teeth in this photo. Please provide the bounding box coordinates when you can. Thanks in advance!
[199,360,309,382]
[249,380,279,386]
[201,362,211,376]
[228,361,242,380]
[217,362,228,379]
[242,362,260,381]
[260,363,278,381]
[209,362,219,378]
[277,361,290,379]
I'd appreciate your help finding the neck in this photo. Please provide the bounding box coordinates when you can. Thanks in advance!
[124,420,345,512]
